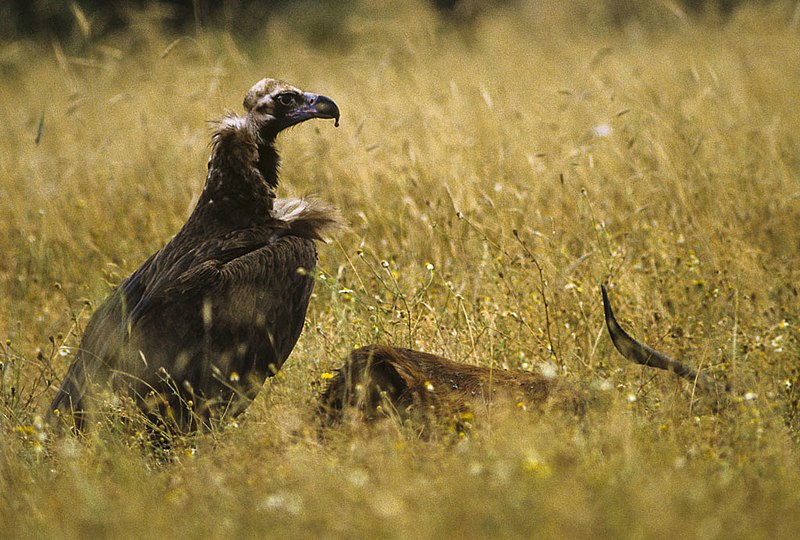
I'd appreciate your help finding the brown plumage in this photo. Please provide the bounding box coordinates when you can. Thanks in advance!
[320,287,724,427]
[50,78,341,432]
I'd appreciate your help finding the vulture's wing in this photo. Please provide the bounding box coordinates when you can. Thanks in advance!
[49,265,150,425]
[124,227,312,331]
[214,233,318,366]
[119,228,274,323]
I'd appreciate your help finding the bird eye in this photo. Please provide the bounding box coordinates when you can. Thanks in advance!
[277,93,294,107]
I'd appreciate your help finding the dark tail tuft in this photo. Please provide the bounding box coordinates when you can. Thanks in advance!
[601,284,727,393]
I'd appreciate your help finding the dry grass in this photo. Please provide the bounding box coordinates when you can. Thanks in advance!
[2,0,800,537]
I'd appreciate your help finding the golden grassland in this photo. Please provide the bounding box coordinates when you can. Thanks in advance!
[2,1,800,536]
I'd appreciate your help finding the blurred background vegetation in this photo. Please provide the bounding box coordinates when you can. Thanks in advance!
[0,0,791,43]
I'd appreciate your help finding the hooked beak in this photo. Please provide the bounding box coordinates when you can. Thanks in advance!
[288,93,340,128]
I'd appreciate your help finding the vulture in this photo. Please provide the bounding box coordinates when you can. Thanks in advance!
[50,78,341,433]
[319,286,727,427]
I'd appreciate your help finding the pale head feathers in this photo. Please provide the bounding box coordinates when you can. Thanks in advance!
[243,78,302,112]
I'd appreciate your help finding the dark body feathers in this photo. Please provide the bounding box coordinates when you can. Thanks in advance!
[51,79,340,432]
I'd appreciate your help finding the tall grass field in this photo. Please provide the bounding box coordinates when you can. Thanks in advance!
[2,1,799,537]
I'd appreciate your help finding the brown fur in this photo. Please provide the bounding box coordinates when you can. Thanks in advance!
[319,345,585,428]
[320,287,725,428]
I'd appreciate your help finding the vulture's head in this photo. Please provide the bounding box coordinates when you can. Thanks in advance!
[244,78,340,141]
